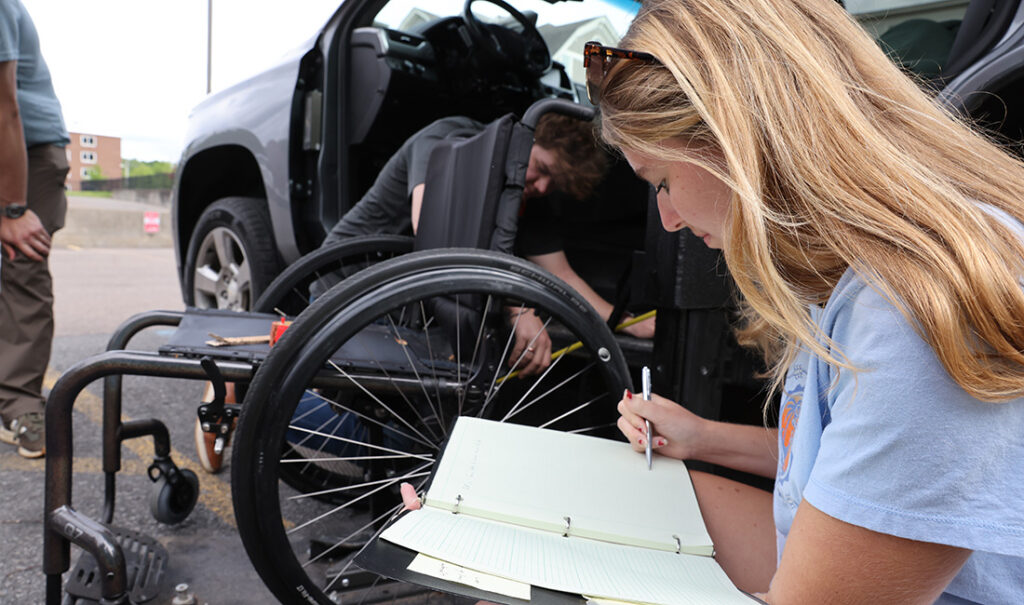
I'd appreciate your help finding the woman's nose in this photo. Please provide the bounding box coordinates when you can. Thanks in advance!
[657,194,684,231]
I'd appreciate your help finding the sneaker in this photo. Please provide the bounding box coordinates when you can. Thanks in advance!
[0,411,45,459]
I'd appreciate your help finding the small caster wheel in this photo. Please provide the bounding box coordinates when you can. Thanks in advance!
[150,469,200,524]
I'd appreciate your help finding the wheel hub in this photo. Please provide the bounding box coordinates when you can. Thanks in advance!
[219,266,243,311]
[193,226,250,311]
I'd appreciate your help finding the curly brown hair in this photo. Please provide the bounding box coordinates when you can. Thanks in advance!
[533,113,608,200]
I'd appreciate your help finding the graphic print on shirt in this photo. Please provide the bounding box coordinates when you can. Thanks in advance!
[776,364,805,486]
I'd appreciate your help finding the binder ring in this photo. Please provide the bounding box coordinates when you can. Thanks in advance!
[563,516,571,537]
[673,534,681,554]
[454,494,463,515]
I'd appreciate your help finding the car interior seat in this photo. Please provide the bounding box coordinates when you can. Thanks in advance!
[879,0,1020,85]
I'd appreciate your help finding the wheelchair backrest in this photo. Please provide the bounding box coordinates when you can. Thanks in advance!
[413,99,597,255]
[413,113,526,255]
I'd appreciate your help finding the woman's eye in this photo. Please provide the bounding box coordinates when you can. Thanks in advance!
[655,180,669,195]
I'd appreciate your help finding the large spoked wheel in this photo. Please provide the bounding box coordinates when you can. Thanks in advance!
[253,234,414,315]
[232,249,632,605]
[250,235,414,489]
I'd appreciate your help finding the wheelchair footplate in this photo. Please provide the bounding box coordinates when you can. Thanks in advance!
[64,525,168,604]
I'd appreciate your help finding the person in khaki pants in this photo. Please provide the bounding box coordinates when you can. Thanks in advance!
[0,0,70,458]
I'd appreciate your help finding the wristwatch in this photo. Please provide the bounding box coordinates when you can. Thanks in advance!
[2,204,27,219]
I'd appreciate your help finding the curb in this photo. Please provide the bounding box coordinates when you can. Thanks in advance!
[53,195,172,248]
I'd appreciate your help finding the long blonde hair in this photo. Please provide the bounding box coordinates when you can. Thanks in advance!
[599,0,1024,402]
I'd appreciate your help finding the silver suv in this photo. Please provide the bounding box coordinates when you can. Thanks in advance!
[171,0,1024,310]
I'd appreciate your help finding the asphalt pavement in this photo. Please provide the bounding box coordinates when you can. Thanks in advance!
[0,245,279,605]
[0,201,470,605]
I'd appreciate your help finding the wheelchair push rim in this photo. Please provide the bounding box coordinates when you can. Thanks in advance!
[231,249,632,605]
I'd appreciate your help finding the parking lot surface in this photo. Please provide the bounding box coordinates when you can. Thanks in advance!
[0,246,467,604]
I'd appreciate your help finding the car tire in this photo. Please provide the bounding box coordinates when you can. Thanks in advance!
[184,197,280,311]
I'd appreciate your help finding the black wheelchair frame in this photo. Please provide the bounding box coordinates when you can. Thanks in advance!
[42,99,768,605]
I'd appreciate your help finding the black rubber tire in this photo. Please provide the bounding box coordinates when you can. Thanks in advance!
[149,469,200,525]
[183,197,280,311]
[254,235,414,496]
[253,234,414,315]
[231,249,632,605]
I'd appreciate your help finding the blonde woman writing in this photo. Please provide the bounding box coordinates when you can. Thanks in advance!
[594,0,1024,602]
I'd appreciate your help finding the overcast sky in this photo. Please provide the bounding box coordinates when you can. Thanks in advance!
[21,0,636,163]
[22,0,341,162]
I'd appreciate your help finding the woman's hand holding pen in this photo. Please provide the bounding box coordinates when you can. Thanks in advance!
[616,389,709,462]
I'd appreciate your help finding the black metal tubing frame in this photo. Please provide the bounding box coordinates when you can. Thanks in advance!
[42,310,257,605]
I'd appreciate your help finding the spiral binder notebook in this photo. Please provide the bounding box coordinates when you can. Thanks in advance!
[359,417,761,605]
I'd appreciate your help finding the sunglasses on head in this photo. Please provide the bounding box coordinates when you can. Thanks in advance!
[583,41,660,105]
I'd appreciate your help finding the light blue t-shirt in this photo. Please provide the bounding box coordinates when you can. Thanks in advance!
[0,0,68,147]
[774,269,1024,604]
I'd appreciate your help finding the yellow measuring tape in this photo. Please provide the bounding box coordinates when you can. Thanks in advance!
[497,310,656,383]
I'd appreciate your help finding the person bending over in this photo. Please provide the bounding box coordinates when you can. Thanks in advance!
[314,113,656,375]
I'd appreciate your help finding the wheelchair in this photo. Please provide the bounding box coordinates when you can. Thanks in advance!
[42,99,767,605]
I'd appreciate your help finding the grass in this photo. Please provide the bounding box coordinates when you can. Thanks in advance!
[67,190,113,198]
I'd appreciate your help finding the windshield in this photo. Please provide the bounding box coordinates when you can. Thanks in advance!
[374,0,641,83]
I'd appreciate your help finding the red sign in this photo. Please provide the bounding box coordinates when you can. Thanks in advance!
[143,212,161,234]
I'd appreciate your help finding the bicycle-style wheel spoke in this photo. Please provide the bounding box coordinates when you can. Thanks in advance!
[385,315,447,437]
[539,392,607,429]
[281,453,417,464]
[502,360,597,423]
[418,301,448,427]
[286,398,352,478]
[458,294,493,416]
[234,254,632,605]
[286,424,435,461]
[288,468,434,502]
[286,463,432,535]
[320,473,431,589]
[304,501,404,568]
[301,389,436,451]
[327,361,441,450]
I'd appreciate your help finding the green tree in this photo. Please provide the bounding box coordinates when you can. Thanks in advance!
[123,158,175,177]
[83,165,103,180]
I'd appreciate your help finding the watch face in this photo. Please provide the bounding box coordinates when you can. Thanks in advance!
[3,205,26,219]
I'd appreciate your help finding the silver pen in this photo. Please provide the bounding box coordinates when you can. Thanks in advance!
[641,366,652,470]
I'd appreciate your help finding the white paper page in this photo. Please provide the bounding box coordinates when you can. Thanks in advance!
[383,508,754,605]
[426,417,712,553]
[407,553,532,600]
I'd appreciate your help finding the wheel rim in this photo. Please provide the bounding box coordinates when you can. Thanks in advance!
[193,226,252,311]
[234,259,631,603]
[254,235,414,316]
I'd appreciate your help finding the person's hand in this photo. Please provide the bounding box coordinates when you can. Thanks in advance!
[400,482,421,511]
[620,314,656,339]
[0,208,50,261]
[616,389,709,461]
[508,309,552,377]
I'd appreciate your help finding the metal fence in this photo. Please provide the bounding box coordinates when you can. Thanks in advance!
[80,173,175,191]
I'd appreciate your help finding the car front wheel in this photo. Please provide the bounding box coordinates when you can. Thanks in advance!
[184,197,280,311]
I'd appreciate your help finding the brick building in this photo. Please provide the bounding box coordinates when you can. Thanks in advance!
[65,132,121,190]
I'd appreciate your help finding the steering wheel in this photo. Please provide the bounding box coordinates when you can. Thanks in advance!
[462,0,551,77]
